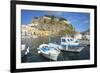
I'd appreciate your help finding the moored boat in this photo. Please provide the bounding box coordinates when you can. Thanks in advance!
[61,37,84,52]
[37,44,60,60]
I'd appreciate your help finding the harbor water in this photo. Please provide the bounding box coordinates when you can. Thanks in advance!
[21,36,90,63]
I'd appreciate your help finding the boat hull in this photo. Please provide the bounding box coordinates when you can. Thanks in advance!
[41,52,59,61]
[38,50,60,61]
[37,43,60,61]
[65,47,84,52]
[63,47,84,52]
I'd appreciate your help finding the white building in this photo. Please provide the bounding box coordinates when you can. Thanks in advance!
[74,33,82,39]
[21,25,28,36]
[82,30,90,40]
[21,24,38,38]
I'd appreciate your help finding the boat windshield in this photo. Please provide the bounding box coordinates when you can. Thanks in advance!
[70,39,73,41]
[41,46,50,52]
[62,39,66,42]
[67,39,70,41]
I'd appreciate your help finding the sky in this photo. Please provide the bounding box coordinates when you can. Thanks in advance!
[21,10,90,32]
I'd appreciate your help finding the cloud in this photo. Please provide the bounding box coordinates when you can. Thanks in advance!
[45,11,63,16]
[83,20,90,24]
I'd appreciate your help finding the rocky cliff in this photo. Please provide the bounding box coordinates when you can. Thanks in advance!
[31,15,76,36]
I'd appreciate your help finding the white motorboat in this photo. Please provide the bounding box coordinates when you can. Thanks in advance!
[37,44,60,61]
[61,37,84,52]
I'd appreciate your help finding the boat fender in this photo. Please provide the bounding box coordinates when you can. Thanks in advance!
[38,51,41,54]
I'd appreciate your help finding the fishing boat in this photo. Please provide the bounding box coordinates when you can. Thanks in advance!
[37,43,60,61]
[61,37,84,52]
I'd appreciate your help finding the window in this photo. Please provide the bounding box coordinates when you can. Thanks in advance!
[62,39,66,42]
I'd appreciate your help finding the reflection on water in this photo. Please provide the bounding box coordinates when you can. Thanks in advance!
[22,46,90,62]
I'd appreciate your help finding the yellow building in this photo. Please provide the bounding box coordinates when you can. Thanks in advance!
[22,23,51,38]
[37,30,50,36]
[21,24,38,38]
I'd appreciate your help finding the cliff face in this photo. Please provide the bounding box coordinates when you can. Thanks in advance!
[31,15,76,36]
